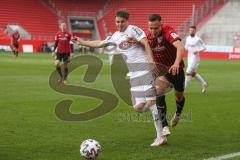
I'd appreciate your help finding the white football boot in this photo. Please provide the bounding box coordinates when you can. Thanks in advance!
[162,126,171,136]
[150,136,167,147]
[202,83,208,93]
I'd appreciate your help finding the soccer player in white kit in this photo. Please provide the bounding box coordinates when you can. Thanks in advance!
[185,26,208,93]
[73,10,167,146]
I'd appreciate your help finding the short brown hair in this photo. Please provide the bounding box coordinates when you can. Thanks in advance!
[190,26,196,30]
[115,9,129,20]
[149,14,162,22]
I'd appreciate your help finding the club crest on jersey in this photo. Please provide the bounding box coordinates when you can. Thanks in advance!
[119,41,132,50]
[157,37,163,43]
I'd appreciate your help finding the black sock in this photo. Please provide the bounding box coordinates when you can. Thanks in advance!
[56,64,62,78]
[176,97,185,115]
[156,95,168,127]
[63,67,68,80]
[16,51,18,57]
[13,51,16,56]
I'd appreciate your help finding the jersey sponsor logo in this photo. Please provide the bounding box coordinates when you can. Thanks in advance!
[119,41,132,50]
[59,37,68,40]
[170,32,179,39]
[152,45,166,52]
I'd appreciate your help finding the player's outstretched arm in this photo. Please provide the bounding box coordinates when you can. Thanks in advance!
[74,37,105,48]
[140,37,154,64]
[169,40,184,75]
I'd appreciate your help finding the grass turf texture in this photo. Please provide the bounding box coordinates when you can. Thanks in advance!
[0,53,240,160]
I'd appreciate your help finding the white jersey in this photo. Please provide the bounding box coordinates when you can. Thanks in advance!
[185,35,206,62]
[103,25,150,79]
[185,35,206,73]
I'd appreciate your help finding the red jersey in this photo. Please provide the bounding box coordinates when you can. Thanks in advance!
[10,32,20,44]
[55,31,72,54]
[147,25,184,69]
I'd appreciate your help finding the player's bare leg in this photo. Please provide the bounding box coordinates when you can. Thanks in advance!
[171,91,185,127]
[55,60,63,82]
[63,61,69,84]
[12,47,17,59]
[15,49,19,58]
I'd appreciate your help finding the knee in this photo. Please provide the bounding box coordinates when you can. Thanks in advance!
[147,100,156,107]
[175,93,184,102]
[56,63,61,68]
[192,72,196,77]
[157,96,165,106]
[187,72,195,77]
[133,102,147,112]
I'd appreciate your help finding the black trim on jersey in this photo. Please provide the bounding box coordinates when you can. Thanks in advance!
[53,40,58,51]
[171,38,181,44]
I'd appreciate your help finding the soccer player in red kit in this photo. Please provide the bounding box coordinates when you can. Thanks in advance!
[52,22,72,84]
[147,14,185,136]
[10,30,20,58]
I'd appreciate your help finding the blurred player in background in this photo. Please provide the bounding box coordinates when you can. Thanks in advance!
[74,9,167,147]
[185,26,208,93]
[10,30,20,58]
[52,22,72,84]
[147,14,185,135]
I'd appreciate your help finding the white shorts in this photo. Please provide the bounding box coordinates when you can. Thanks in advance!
[129,73,156,106]
[186,58,200,73]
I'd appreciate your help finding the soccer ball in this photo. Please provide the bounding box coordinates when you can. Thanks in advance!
[80,139,101,159]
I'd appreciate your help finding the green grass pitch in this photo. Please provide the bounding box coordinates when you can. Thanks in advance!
[0,53,240,160]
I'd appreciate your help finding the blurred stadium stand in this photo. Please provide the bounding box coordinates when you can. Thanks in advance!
[198,0,240,46]
[0,0,58,41]
[1,0,237,54]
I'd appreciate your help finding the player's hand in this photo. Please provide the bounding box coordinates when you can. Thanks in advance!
[73,36,84,45]
[52,52,56,58]
[127,37,137,44]
[70,53,74,59]
[193,51,198,54]
[169,63,180,75]
[71,36,78,42]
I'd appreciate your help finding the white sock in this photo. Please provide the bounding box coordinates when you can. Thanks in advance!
[194,73,206,86]
[109,55,114,65]
[149,104,162,138]
[185,75,191,89]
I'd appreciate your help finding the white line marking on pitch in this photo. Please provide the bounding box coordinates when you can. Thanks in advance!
[205,152,240,160]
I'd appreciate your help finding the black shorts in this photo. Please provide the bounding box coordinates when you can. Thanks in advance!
[165,68,185,92]
[13,43,19,49]
[56,53,70,62]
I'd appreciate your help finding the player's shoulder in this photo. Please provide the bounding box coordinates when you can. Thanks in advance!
[195,35,202,40]
[110,31,119,39]
[146,31,152,39]
[66,31,72,36]
[162,24,175,33]
[55,31,61,36]
[128,25,144,33]
[128,24,138,30]
[186,35,191,40]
